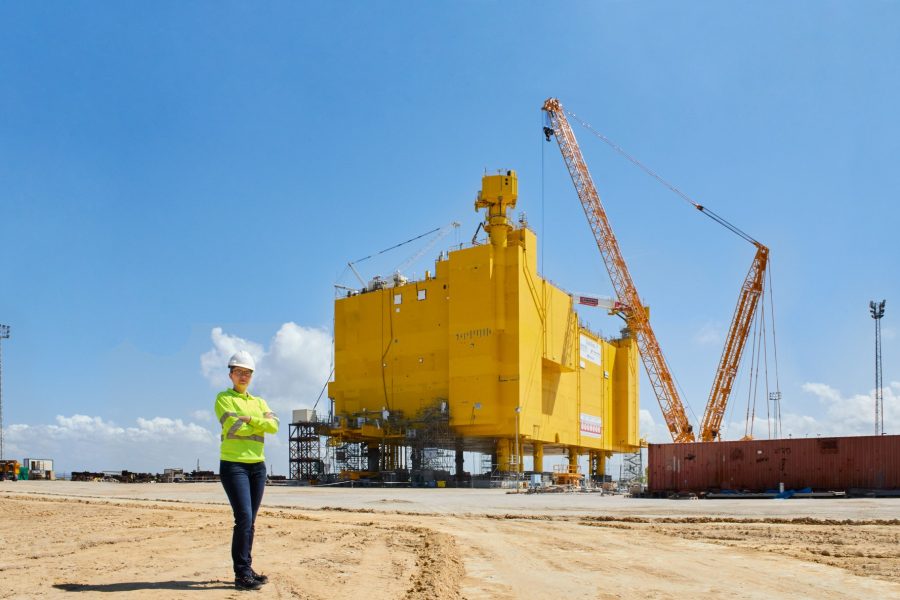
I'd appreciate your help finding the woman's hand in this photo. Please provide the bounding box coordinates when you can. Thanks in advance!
[239,415,252,424]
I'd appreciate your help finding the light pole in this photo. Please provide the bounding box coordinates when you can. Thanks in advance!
[514,406,521,488]
[768,391,783,438]
[870,300,886,435]
[0,324,10,461]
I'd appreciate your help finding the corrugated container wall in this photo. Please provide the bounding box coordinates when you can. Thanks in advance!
[648,435,900,493]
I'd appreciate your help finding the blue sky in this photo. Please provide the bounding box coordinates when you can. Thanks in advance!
[1,2,897,475]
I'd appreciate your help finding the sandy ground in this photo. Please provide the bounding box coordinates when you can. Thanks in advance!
[1,482,898,599]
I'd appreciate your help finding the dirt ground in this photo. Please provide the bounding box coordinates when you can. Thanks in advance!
[1,483,898,599]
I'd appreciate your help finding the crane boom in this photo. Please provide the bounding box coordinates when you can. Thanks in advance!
[699,243,769,441]
[542,97,695,443]
[395,221,460,277]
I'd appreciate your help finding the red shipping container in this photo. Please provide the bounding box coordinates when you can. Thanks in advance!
[647,435,900,493]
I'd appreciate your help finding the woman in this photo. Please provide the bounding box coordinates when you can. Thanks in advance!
[215,350,280,591]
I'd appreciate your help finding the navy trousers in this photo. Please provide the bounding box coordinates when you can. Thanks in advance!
[220,460,267,577]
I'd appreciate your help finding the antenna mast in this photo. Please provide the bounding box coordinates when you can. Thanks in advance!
[0,324,10,461]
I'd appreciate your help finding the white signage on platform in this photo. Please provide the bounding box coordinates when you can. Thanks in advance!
[580,334,601,365]
[580,413,602,438]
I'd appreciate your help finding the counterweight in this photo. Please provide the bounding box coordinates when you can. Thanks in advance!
[542,98,695,443]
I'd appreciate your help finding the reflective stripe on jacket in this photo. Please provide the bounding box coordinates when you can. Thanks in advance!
[214,388,280,463]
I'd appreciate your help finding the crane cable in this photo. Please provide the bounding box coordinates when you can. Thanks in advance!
[547,106,708,426]
[350,226,442,265]
[541,112,546,273]
[564,105,786,440]
[336,226,445,288]
[767,267,783,437]
[564,109,760,247]
[760,294,771,438]
[312,366,335,412]
[744,309,762,438]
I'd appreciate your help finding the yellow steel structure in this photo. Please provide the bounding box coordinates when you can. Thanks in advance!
[328,170,641,474]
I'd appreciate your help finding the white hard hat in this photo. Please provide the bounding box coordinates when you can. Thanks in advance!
[228,350,256,371]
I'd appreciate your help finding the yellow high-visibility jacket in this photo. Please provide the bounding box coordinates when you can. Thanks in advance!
[215,388,280,463]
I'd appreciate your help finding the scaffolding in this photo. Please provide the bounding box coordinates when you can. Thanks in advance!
[408,401,455,482]
[478,453,493,476]
[294,400,462,484]
[289,420,323,482]
[620,449,643,490]
[333,440,369,478]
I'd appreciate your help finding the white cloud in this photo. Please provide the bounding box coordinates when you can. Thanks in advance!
[720,414,792,441]
[638,381,900,443]
[200,327,265,390]
[639,409,674,443]
[787,380,900,437]
[717,381,900,440]
[6,414,219,474]
[200,323,332,414]
[692,321,722,346]
[3,321,328,477]
[801,382,841,404]
[191,409,214,422]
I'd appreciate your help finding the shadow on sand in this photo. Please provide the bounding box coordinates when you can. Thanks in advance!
[53,580,233,592]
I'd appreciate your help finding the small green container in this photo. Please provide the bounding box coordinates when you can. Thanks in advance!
[18,466,28,480]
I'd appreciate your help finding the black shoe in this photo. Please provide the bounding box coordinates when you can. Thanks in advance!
[250,570,269,585]
[235,575,263,591]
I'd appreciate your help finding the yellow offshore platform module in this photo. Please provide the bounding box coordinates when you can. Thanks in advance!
[327,170,640,480]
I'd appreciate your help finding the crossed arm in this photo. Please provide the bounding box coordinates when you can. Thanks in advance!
[245,411,279,434]
[215,397,280,437]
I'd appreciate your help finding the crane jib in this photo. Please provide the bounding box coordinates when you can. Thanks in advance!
[542,97,695,444]
[544,97,775,444]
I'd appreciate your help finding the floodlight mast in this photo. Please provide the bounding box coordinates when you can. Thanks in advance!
[869,300,886,435]
[0,324,10,461]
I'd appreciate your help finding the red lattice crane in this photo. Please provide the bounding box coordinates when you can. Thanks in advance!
[699,243,769,441]
[545,97,775,444]
[542,98,696,443]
